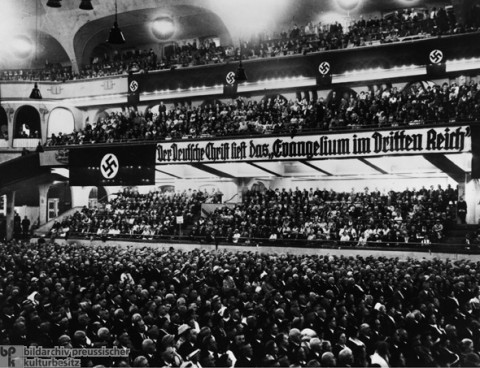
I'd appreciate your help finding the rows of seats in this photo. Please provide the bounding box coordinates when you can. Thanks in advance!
[191,186,458,245]
[49,188,213,239]
[45,80,480,146]
[0,5,469,82]
[1,240,480,367]
[51,185,458,246]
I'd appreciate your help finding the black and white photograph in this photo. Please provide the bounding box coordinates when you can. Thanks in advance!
[1,0,480,367]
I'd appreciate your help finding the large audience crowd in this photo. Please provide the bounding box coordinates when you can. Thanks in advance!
[50,185,459,247]
[2,239,480,367]
[49,188,212,240]
[191,186,458,246]
[0,6,471,82]
[45,80,480,146]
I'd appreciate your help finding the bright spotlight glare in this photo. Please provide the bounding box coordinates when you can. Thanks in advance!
[12,36,33,58]
[152,18,175,40]
[336,0,361,11]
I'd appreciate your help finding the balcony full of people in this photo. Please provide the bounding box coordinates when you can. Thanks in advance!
[49,185,459,248]
[0,5,473,82]
[44,80,480,147]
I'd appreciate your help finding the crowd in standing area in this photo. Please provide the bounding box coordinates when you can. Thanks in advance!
[0,5,470,82]
[2,240,480,367]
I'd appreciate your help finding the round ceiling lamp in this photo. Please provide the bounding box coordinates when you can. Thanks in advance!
[12,35,33,59]
[336,0,361,11]
[152,17,175,40]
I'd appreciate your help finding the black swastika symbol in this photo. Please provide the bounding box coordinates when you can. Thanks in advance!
[226,71,236,85]
[129,80,139,92]
[101,154,119,179]
[318,61,331,75]
[429,49,443,64]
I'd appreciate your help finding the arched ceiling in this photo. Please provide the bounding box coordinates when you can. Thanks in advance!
[0,0,457,70]
[74,5,231,66]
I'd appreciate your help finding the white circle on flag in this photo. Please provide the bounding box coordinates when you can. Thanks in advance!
[429,49,443,64]
[129,80,139,92]
[100,153,119,179]
[318,61,331,75]
[226,71,236,85]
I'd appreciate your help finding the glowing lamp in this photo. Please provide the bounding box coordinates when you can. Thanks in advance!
[152,17,175,40]
[336,0,360,11]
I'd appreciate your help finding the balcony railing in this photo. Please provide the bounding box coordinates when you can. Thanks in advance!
[13,138,41,149]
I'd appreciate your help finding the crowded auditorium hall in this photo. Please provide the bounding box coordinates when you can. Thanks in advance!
[2,0,480,367]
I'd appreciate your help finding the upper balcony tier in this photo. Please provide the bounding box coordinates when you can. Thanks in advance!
[1,32,480,103]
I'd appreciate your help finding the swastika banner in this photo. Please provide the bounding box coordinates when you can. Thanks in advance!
[69,145,156,186]
[127,74,140,106]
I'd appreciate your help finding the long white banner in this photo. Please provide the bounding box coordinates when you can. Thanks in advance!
[156,126,471,164]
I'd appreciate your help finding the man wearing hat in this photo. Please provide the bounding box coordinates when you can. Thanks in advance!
[178,324,195,359]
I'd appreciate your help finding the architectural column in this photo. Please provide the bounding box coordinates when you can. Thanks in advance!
[5,191,15,241]
[464,175,480,224]
[235,178,250,203]
[38,184,50,226]
[38,106,50,145]
[70,186,93,208]
[5,106,15,148]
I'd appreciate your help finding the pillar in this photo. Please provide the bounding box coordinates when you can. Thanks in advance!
[38,184,50,226]
[5,191,15,241]
[235,178,250,203]
[465,175,480,224]
[70,186,93,208]
[39,106,50,144]
[5,106,15,148]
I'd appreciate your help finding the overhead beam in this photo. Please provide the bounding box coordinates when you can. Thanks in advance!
[423,153,466,183]
[191,163,236,179]
[300,161,333,176]
[358,158,389,175]
[248,162,283,177]
[155,168,181,179]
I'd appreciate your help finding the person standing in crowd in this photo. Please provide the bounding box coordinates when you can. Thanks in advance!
[21,216,30,238]
[457,196,467,224]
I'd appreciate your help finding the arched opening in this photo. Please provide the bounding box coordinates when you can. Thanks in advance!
[14,105,41,139]
[159,185,175,192]
[0,107,7,140]
[46,182,71,222]
[88,187,108,209]
[198,184,223,203]
[47,108,75,138]
[93,109,109,124]
[326,87,358,105]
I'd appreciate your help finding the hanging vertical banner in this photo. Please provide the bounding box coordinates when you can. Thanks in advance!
[316,60,332,86]
[127,74,140,106]
[426,48,446,77]
[223,70,238,97]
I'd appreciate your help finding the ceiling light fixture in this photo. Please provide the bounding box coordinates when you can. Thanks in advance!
[46,0,62,8]
[107,0,125,44]
[79,0,93,10]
